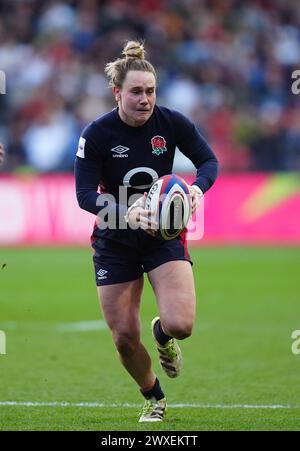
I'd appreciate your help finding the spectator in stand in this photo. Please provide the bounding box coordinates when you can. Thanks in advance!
[0,0,299,173]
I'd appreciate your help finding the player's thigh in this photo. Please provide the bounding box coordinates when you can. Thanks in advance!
[97,277,144,335]
[147,260,196,333]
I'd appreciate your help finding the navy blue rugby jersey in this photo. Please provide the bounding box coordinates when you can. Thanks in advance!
[75,105,218,221]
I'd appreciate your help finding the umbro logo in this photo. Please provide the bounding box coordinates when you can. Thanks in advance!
[97,269,108,280]
[110,145,129,158]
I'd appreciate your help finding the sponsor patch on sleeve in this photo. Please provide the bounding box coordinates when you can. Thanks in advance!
[76,137,86,158]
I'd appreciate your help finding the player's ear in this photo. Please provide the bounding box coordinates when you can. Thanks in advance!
[113,87,121,102]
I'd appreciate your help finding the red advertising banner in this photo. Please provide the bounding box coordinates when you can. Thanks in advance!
[195,173,300,245]
[0,173,299,245]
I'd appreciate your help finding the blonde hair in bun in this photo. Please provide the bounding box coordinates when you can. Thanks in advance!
[122,40,145,60]
[105,40,156,88]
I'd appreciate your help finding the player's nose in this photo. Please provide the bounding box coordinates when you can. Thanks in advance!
[139,92,149,104]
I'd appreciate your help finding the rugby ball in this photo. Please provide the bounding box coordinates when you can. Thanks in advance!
[145,174,191,240]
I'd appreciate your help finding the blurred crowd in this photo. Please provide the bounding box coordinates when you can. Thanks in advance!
[0,0,300,173]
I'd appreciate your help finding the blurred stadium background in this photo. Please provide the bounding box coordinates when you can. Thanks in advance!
[0,0,300,431]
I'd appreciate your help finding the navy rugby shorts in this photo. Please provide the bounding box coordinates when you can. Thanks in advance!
[91,228,192,286]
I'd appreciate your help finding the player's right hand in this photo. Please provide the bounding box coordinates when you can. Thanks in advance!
[125,193,159,236]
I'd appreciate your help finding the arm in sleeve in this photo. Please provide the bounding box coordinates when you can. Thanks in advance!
[173,111,218,193]
[74,129,127,219]
[74,155,103,215]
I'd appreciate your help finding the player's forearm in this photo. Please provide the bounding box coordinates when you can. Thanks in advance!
[76,189,100,215]
[193,156,219,194]
[76,189,128,225]
[75,158,127,221]
[75,157,102,214]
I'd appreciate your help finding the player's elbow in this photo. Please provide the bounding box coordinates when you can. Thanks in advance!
[76,190,93,213]
[76,191,86,210]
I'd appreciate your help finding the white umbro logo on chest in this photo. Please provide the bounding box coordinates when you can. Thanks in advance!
[110,145,129,158]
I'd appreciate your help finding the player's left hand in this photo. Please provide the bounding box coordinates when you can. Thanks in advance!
[188,184,203,214]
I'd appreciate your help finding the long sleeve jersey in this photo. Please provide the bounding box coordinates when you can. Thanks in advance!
[75,105,218,228]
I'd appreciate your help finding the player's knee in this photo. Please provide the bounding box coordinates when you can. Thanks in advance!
[163,320,193,340]
[113,331,139,356]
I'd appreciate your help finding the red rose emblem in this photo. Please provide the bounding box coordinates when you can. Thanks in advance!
[151,136,167,155]
[151,136,166,148]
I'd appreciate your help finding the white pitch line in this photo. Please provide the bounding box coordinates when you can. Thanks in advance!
[0,402,295,409]
[0,320,108,332]
[56,320,108,332]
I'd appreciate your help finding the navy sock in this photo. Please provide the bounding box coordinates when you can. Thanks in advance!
[154,319,172,346]
[141,377,165,401]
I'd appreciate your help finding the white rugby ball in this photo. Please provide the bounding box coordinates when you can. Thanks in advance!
[145,174,191,240]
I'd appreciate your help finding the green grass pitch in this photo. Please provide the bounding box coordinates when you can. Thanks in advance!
[0,246,299,431]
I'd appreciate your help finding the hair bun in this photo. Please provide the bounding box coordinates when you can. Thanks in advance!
[122,40,145,60]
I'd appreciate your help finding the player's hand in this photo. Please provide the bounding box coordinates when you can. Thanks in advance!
[125,193,159,236]
[0,144,5,166]
[188,185,203,214]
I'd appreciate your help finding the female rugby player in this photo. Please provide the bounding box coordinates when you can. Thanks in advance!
[75,41,218,422]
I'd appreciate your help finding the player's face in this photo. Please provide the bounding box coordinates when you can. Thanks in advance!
[114,71,156,127]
